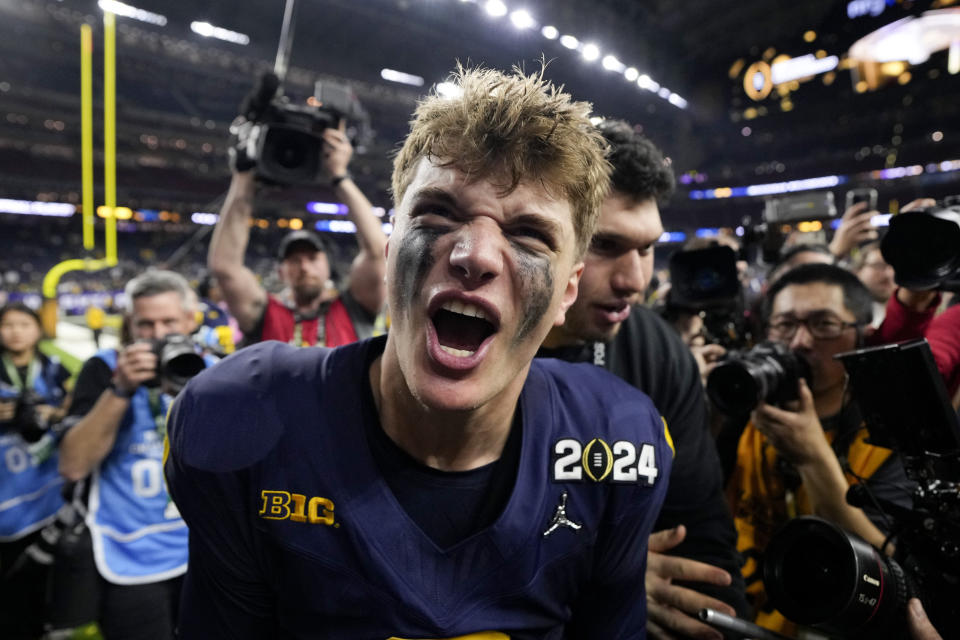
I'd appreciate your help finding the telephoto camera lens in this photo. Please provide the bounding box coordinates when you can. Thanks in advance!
[154,334,205,395]
[763,517,911,639]
[706,341,811,415]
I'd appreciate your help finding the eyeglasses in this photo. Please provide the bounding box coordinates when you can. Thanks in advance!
[767,311,860,340]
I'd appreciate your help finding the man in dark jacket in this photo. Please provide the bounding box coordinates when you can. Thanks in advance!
[540,120,748,639]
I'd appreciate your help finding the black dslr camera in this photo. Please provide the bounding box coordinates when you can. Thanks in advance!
[760,339,960,639]
[881,196,960,291]
[706,341,812,416]
[230,72,367,186]
[147,334,205,395]
[1,390,48,443]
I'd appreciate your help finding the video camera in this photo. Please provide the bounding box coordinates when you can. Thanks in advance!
[739,191,840,266]
[230,72,367,186]
[665,245,753,349]
[881,196,960,291]
[757,339,960,639]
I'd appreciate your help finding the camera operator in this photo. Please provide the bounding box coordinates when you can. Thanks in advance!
[209,119,387,347]
[724,263,914,634]
[539,120,747,639]
[0,302,71,639]
[52,271,206,639]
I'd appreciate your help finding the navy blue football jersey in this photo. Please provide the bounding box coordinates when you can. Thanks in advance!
[165,337,672,639]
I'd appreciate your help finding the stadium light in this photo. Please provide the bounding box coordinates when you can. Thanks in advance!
[484,0,507,18]
[582,43,600,61]
[191,212,219,225]
[97,0,167,26]
[438,0,693,110]
[381,68,425,87]
[509,9,535,30]
[190,21,250,45]
[602,55,625,72]
[0,199,76,217]
[307,201,349,215]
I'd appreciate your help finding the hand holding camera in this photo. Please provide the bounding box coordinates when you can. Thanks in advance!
[113,342,158,396]
[321,121,352,182]
[0,399,14,422]
[751,379,830,467]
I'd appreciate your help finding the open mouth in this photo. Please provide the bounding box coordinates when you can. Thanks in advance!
[595,301,631,324]
[430,300,498,358]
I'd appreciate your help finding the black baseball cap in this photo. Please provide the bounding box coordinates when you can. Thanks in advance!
[277,230,328,260]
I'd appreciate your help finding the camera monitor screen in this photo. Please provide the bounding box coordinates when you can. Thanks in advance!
[667,245,741,311]
[836,339,960,464]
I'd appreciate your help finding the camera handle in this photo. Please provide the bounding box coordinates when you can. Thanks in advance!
[273,0,300,85]
[698,608,799,639]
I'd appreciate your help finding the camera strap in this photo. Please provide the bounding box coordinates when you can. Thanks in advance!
[291,301,331,348]
[1,353,39,392]
[146,388,169,440]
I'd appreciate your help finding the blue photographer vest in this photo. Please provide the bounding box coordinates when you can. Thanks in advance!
[86,349,190,585]
[0,355,68,541]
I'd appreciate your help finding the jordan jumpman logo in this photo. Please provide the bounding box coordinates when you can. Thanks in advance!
[543,490,582,537]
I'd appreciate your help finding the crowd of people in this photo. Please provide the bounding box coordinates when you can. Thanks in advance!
[1,63,957,640]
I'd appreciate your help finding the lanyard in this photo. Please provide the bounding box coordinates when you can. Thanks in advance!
[2,353,40,392]
[291,303,329,348]
[146,387,170,440]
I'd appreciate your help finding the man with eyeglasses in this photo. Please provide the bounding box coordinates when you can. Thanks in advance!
[725,263,913,634]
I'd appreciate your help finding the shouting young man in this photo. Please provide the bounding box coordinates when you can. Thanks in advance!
[166,66,673,638]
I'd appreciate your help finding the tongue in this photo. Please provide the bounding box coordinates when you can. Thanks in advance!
[433,309,492,351]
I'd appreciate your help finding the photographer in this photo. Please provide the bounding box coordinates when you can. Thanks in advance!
[209,119,386,347]
[723,264,914,634]
[0,302,71,639]
[53,271,205,640]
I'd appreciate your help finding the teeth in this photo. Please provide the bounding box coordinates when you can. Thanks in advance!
[441,300,487,320]
[440,345,475,358]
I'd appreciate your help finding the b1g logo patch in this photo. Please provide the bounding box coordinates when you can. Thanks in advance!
[259,490,337,527]
[552,438,658,485]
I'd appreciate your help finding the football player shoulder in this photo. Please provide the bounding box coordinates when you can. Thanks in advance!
[532,359,671,501]
[532,357,665,444]
[170,341,335,473]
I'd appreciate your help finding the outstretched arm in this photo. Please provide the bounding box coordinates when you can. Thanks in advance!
[322,124,386,316]
[208,171,268,334]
